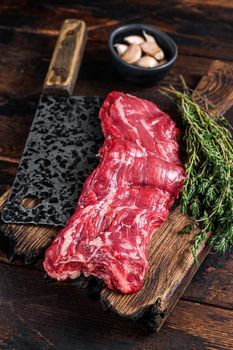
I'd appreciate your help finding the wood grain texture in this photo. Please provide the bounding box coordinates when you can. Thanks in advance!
[100,60,233,331]
[0,19,231,162]
[183,250,233,310]
[101,209,210,325]
[182,0,233,8]
[0,161,17,183]
[0,1,233,348]
[0,59,232,333]
[0,16,232,335]
[0,1,232,61]
[1,226,233,316]
[0,24,207,100]
[194,60,233,115]
[0,263,233,350]
[0,189,58,260]
[0,44,230,164]
[1,59,230,259]
[43,19,87,95]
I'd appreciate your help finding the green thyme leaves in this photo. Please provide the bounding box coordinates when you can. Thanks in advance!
[163,87,233,256]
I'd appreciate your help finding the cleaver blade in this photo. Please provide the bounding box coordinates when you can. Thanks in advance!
[1,95,103,226]
[1,19,104,226]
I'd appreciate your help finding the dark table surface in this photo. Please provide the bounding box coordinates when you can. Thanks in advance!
[0,1,233,349]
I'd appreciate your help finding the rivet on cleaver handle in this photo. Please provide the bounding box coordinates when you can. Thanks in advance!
[1,19,103,226]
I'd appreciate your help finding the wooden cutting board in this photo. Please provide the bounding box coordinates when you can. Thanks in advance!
[100,59,233,331]
[0,60,233,331]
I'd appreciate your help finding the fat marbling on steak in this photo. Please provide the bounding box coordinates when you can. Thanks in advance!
[43,92,185,294]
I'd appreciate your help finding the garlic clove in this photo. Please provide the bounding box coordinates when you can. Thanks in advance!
[157,59,168,66]
[121,44,142,64]
[142,30,156,43]
[124,35,145,45]
[114,43,128,56]
[141,41,161,56]
[136,55,159,68]
[154,49,165,61]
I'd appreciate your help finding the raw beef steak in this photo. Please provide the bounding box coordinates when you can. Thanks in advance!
[44,92,185,294]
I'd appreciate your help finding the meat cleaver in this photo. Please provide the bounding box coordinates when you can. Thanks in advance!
[1,19,103,226]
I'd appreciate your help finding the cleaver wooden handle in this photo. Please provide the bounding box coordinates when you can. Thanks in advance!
[43,19,87,95]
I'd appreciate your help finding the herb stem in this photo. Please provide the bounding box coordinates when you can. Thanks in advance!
[162,87,233,256]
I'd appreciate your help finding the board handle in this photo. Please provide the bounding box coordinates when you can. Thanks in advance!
[193,60,233,116]
[43,19,87,95]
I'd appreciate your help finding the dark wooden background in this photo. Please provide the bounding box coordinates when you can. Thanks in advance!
[0,1,233,349]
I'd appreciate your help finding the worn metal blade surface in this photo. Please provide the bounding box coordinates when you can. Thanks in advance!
[1,95,103,226]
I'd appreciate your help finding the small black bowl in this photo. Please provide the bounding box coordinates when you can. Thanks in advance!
[109,23,178,85]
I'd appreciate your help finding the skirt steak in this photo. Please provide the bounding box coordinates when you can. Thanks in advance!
[43,92,185,294]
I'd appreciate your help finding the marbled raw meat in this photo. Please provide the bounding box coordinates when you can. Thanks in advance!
[43,92,185,294]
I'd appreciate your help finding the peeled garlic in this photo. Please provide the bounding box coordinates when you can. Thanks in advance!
[142,30,156,43]
[157,59,168,66]
[114,43,128,56]
[136,55,159,68]
[114,30,167,68]
[121,44,142,64]
[124,35,145,45]
[154,50,165,61]
[141,41,161,56]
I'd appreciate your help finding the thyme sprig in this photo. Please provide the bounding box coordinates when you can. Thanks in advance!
[163,87,233,257]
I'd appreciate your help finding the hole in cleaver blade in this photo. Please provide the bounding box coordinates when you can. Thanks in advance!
[1,95,104,226]
[21,195,41,209]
